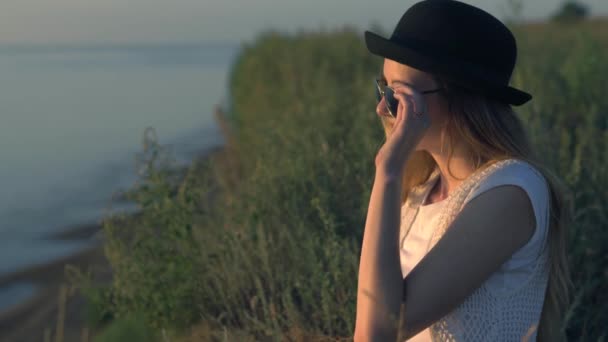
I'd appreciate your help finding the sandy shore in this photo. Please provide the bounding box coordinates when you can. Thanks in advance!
[0,206,151,342]
[0,222,110,342]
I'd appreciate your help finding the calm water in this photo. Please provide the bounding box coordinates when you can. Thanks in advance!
[0,42,240,307]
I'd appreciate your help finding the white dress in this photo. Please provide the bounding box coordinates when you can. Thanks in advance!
[401,194,448,341]
[399,159,550,341]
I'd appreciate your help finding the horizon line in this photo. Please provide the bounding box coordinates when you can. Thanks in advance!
[0,15,606,49]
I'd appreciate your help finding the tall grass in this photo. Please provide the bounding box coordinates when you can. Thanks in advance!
[83,20,607,341]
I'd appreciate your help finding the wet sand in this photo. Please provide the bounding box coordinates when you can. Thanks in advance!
[0,221,111,342]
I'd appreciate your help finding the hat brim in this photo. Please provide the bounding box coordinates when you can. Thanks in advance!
[364,31,532,106]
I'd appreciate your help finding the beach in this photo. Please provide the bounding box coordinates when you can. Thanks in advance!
[0,142,225,342]
[0,221,110,342]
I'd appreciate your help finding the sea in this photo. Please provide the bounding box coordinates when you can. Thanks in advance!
[0,41,240,311]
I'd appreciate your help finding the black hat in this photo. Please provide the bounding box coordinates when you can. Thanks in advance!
[365,0,532,106]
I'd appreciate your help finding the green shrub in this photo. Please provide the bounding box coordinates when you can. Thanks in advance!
[99,127,208,332]
[551,1,589,23]
[93,314,159,342]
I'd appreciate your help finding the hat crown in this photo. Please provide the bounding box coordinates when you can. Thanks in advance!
[390,0,517,85]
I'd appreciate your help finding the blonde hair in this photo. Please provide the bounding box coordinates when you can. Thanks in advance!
[379,76,574,341]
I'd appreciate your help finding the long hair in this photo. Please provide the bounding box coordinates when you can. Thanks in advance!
[379,76,574,341]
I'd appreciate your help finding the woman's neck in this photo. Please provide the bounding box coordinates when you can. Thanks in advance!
[428,146,478,200]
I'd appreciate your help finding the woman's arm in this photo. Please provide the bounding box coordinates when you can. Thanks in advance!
[353,171,405,342]
[396,184,536,339]
[353,74,429,340]
[354,180,537,341]
[355,185,536,342]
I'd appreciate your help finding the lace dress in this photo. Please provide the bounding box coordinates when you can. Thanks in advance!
[398,159,551,341]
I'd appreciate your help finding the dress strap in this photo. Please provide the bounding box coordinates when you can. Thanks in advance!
[426,158,520,253]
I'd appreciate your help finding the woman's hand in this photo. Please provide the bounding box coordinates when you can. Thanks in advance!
[375,84,432,180]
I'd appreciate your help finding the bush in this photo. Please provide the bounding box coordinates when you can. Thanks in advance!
[93,314,159,342]
[99,127,208,332]
[551,1,589,23]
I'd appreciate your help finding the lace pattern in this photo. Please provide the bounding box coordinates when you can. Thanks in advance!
[399,159,550,341]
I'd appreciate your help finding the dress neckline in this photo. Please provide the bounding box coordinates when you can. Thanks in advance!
[418,160,508,208]
[419,168,446,208]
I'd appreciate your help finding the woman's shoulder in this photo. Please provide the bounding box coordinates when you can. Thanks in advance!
[465,158,551,247]
[465,158,551,233]
[469,158,549,198]
[499,158,546,179]
[474,160,553,290]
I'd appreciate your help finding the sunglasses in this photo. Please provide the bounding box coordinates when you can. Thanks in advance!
[375,78,443,118]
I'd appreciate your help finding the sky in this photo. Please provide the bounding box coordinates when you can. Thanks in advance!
[0,0,606,45]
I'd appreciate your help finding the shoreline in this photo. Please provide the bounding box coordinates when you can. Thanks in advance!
[0,140,226,341]
[0,204,148,290]
[0,236,107,341]
[0,211,131,341]
[0,244,105,341]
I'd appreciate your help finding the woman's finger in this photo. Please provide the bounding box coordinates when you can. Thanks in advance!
[394,85,424,116]
[393,91,414,122]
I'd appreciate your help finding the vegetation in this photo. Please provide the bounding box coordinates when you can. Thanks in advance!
[551,1,590,23]
[72,18,607,341]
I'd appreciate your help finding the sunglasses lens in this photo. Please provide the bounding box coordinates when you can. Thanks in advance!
[375,85,382,103]
[384,86,399,117]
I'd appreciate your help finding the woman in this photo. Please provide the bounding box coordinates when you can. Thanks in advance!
[354,1,573,341]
